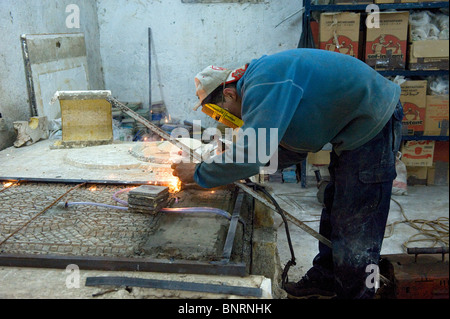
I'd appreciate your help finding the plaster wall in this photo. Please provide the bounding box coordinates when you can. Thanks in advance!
[0,0,104,149]
[96,0,303,125]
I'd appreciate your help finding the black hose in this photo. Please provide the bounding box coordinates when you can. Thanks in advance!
[245,180,296,287]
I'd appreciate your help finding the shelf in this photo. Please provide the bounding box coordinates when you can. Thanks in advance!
[300,1,449,189]
[308,1,449,15]
[377,70,450,77]
[402,135,449,141]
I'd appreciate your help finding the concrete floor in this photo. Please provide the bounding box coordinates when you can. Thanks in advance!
[0,139,448,298]
[267,181,449,284]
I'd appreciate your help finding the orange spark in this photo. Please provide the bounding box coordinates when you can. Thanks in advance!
[167,176,181,193]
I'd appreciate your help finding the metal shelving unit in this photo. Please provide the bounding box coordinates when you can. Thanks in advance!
[378,70,449,77]
[305,1,449,15]
[402,135,449,141]
[297,1,449,187]
[301,0,449,145]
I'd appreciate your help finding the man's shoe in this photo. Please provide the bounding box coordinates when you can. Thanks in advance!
[284,268,336,299]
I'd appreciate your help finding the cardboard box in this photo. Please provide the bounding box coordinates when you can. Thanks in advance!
[400,80,427,136]
[401,140,435,167]
[319,12,361,58]
[308,150,331,165]
[408,40,449,71]
[406,166,428,185]
[365,11,409,70]
[433,141,449,163]
[427,163,449,186]
[424,95,449,136]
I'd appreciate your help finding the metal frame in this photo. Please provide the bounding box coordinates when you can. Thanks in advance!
[85,276,263,297]
[0,253,247,277]
[222,190,244,261]
[306,1,449,14]
[298,0,450,183]
[0,185,250,277]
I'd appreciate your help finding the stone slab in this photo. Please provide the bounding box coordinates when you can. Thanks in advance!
[128,185,169,198]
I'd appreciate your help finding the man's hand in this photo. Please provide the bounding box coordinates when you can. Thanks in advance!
[171,162,197,184]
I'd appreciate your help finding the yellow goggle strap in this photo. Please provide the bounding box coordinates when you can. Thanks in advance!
[201,103,244,129]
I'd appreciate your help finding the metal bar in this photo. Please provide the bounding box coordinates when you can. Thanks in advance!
[85,276,263,298]
[20,35,37,117]
[0,253,247,277]
[222,190,244,261]
[407,247,449,262]
[310,2,449,12]
[275,7,305,28]
[378,70,450,77]
[0,182,86,247]
[0,177,163,186]
[148,27,152,119]
[234,183,332,248]
[106,96,199,162]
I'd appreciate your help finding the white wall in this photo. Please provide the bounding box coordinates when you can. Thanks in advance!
[97,0,303,124]
[0,0,104,123]
[0,0,304,149]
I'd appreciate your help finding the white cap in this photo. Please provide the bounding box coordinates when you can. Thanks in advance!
[193,64,247,110]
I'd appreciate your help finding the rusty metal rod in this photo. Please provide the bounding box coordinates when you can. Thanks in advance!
[0,253,247,277]
[0,182,86,246]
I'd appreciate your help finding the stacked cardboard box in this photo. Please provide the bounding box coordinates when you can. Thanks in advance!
[399,84,448,185]
[365,11,409,70]
[319,12,361,58]
[400,80,427,136]
[401,140,435,167]
[407,10,449,70]
[401,140,435,185]
[424,95,449,136]
[408,40,449,71]
[427,141,449,185]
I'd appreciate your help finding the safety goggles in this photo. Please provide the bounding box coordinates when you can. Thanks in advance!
[201,103,244,129]
[201,81,243,129]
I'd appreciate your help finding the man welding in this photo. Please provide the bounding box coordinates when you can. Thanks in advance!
[172,48,404,299]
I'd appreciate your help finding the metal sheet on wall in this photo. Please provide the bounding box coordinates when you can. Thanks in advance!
[21,33,90,120]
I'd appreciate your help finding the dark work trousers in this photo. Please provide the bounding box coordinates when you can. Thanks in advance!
[276,101,404,299]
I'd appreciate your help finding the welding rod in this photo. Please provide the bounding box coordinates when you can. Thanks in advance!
[107,95,332,248]
[106,96,198,162]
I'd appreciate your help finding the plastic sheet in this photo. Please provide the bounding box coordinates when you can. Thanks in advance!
[409,11,449,41]
[428,76,449,95]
